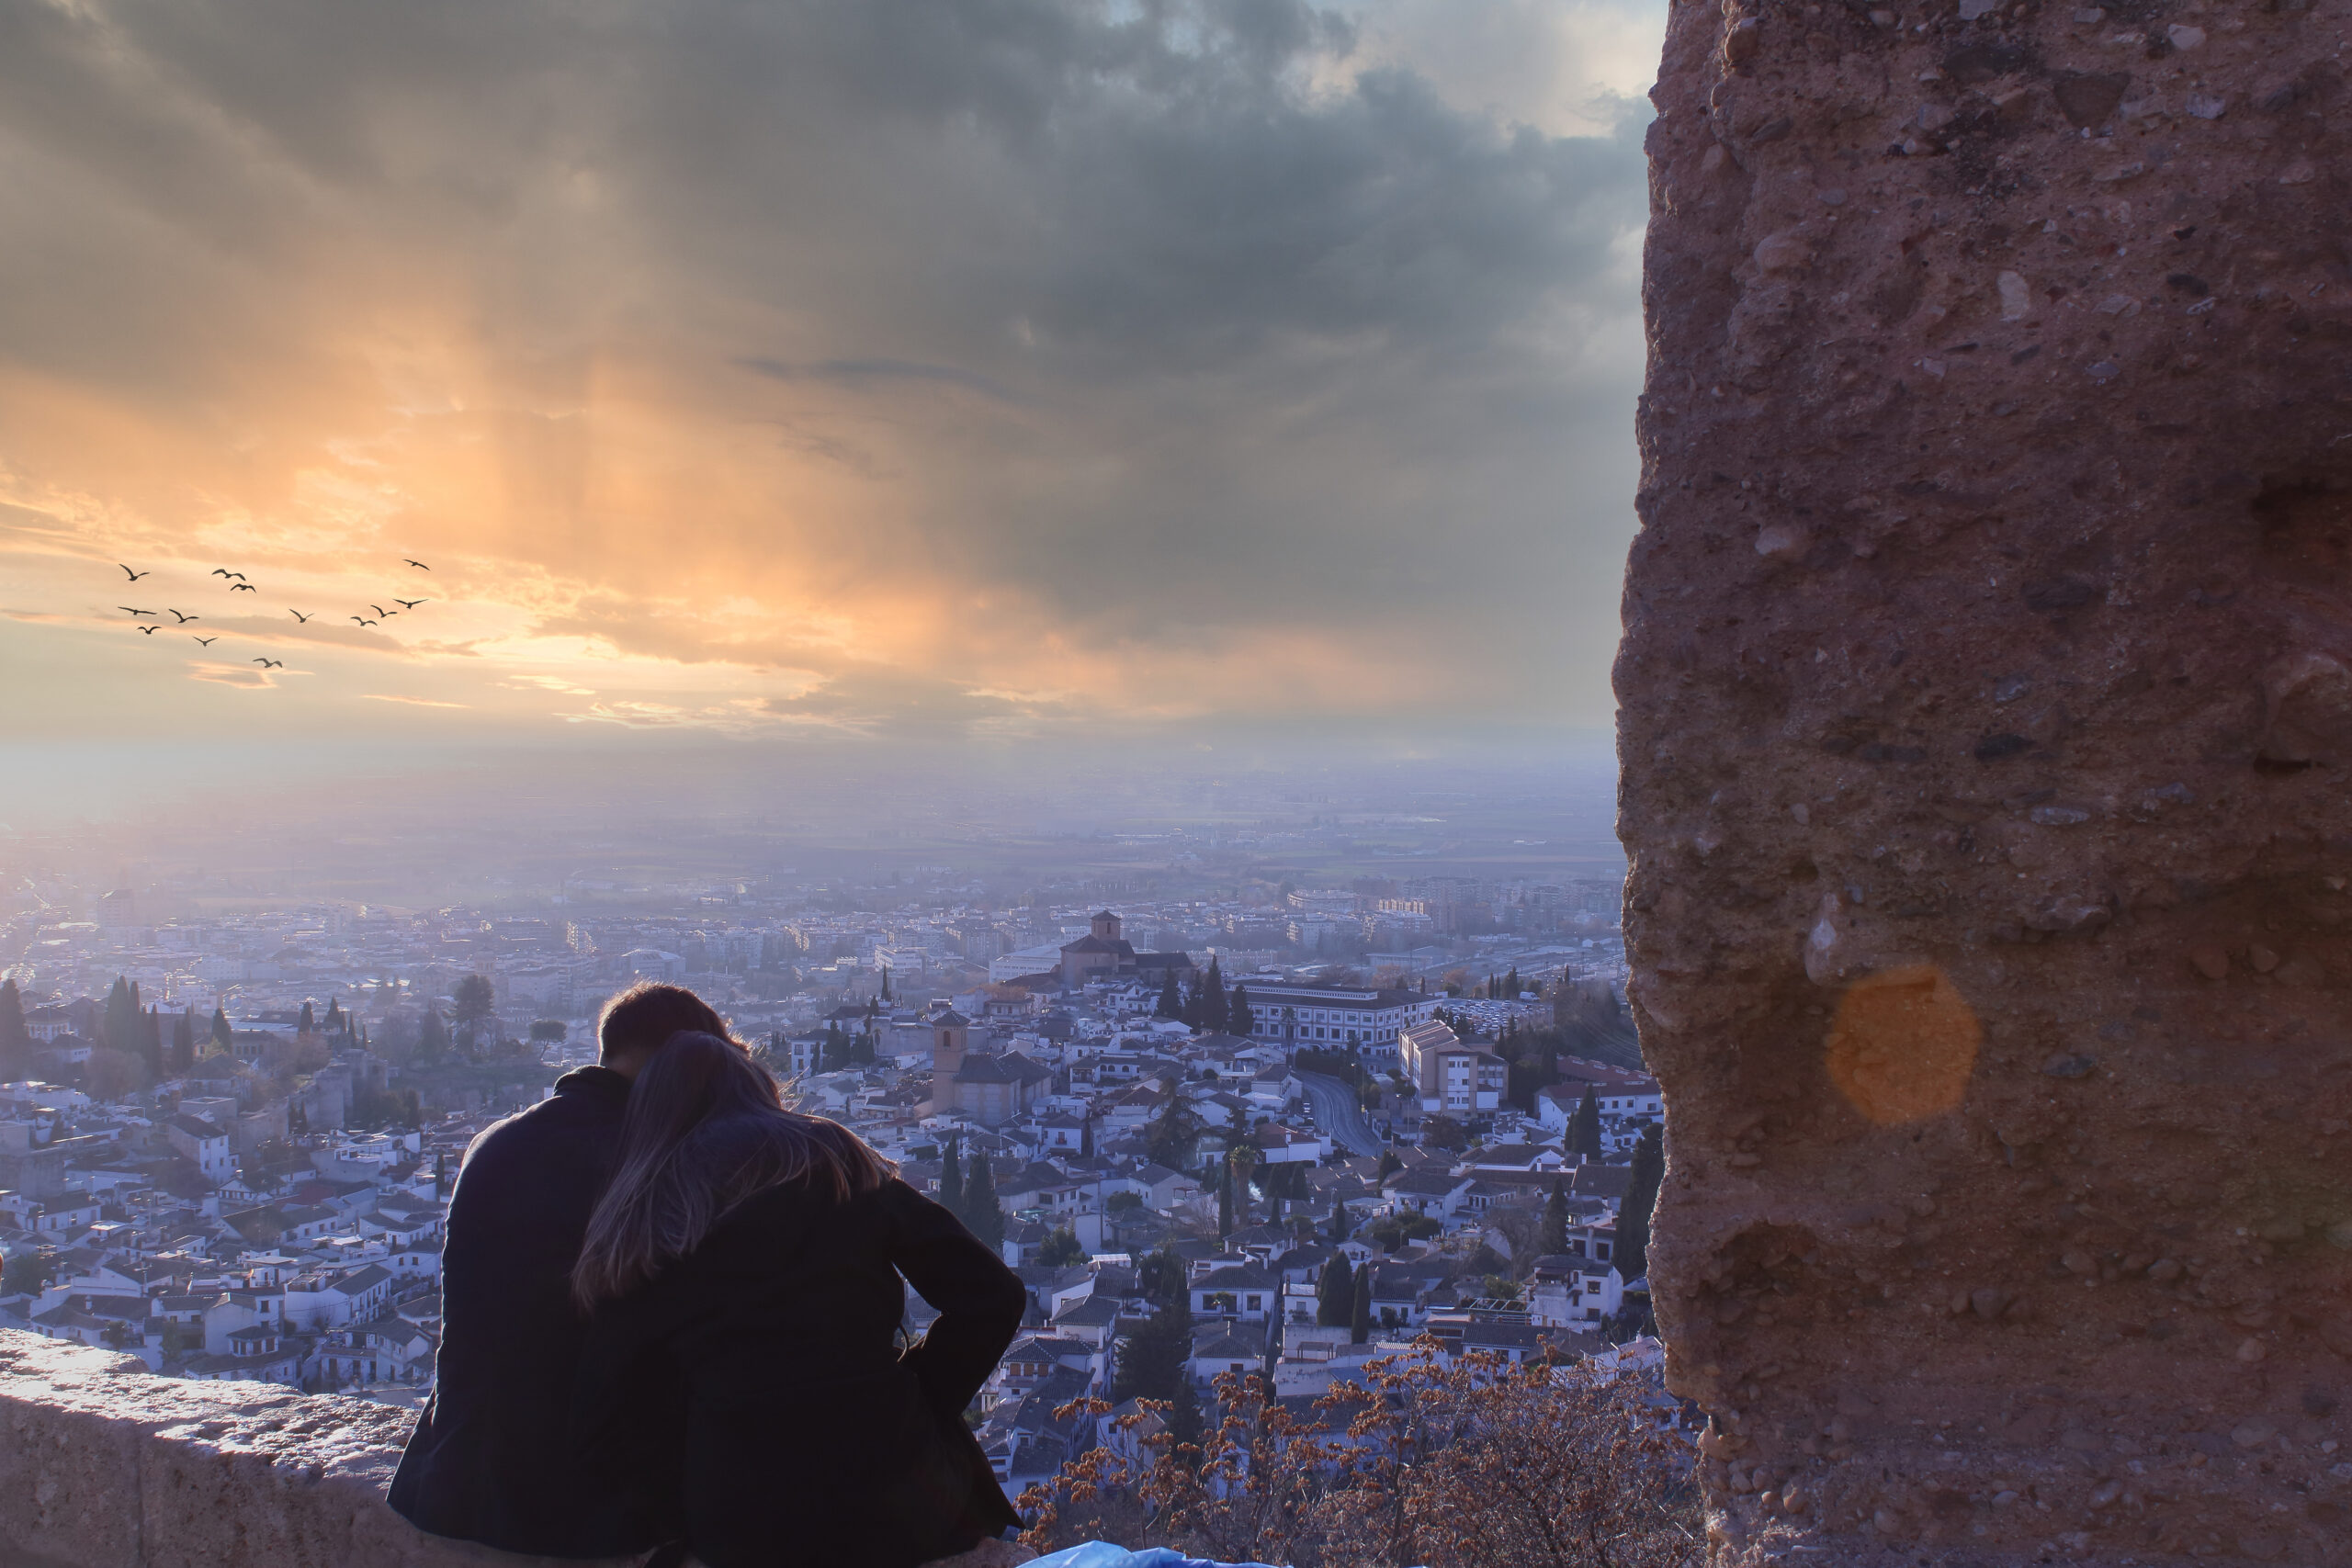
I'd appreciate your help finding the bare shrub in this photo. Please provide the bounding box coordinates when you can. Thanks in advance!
[1018,1344,1701,1568]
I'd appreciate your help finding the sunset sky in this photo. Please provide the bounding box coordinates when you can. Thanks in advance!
[1,0,1662,762]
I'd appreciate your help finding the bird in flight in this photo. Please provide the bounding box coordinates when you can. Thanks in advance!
[194,637,217,647]
[369,604,397,619]
[394,597,427,609]
[404,558,430,570]
[350,615,379,626]
[230,582,257,592]
[138,625,161,636]
[119,606,156,617]
[210,569,247,581]
[288,609,311,623]
[253,657,283,669]
[119,564,150,581]
[167,609,198,624]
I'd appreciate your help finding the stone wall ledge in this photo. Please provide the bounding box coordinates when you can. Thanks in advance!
[0,1329,628,1568]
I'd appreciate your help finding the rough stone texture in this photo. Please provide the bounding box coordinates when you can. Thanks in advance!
[0,1331,1037,1568]
[1622,0,2352,1562]
[0,1330,625,1568]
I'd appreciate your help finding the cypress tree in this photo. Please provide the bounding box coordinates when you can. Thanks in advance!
[1217,1155,1234,1237]
[1317,1254,1352,1326]
[326,997,345,1032]
[962,1154,1005,1249]
[1156,970,1182,1021]
[299,1001,315,1032]
[1113,1270,1193,1405]
[1570,1086,1603,1161]
[1618,1123,1665,1284]
[1349,1261,1373,1344]
[140,1007,162,1077]
[171,1011,195,1074]
[939,1136,964,1216]
[0,979,28,1075]
[1203,957,1227,1033]
[209,1005,232,1052]
[1542,1178,1570,1258]
[1227,982,1251,1037]
[1167,1373,1204,1455]
[103,977,138,1056]
[416,1006,447,1065]
[880,966,892,1003]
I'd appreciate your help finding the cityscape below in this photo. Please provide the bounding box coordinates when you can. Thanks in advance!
[0,748,1680,1505]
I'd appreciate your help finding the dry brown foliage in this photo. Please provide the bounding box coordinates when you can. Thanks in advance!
[1016,1344,1702,1568]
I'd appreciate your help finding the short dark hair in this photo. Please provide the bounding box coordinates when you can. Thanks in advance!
[598,983,729,1064]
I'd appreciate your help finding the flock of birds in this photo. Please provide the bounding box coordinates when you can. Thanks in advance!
[114,558,433,671]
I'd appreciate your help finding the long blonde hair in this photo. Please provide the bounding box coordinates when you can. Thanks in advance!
[571,1030,892,1310]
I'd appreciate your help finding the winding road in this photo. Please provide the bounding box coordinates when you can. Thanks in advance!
[1295,1069,1385,1158]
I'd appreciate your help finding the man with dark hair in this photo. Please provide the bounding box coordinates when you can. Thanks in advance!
[390,982,728,1556]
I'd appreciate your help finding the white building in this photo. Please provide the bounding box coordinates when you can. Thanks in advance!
[166,1115,234,1183]
[1231,983,1441,1062]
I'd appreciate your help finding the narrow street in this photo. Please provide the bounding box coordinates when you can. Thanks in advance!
[1295,1069,1384,1158]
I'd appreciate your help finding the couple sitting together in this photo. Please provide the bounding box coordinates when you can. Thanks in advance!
[388,982,1029,1568]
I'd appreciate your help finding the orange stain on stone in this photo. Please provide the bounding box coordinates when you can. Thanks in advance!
[1824,964,1981,1124]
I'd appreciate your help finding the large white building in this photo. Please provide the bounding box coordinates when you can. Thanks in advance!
[1232,982,1441,1063]
[1396,1019,1505,1118]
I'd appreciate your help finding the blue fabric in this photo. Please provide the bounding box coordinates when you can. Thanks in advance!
[1026,1545,1284,1568]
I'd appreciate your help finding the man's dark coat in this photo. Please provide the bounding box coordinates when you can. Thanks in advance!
[389,1066,680,1556]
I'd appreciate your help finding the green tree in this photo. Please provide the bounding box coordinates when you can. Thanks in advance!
[880,965,892,1003]
[3,1247,53,1296]
[1217,1156,1235,1237]
[1542,1178,1570,1259]
[209,1005,232,1053]
[451,974,496,1058]
[1167,1372,1204,1455]
[1113,1284,1193,1405]
[1349,1261,1373,1344]
[1036,1225,1086,1268]
[1376,1149,1402,1180]
[939,1136,964,1216]
[1570,1086,1603,1161]
[1145,1084,1204,1171]
[299,1000,316,1032]
[415,1005,448,1066]
[103,976,138,1057]
[962,1154,1005,1250]
[1156,970,1182,1021]
[1202,957,1228,1033]
[139,1006,162,1077]
[1421,1115,1469,1153]
[529,1020,568,1043]
[171,1010,195,1075]
[1227,982,1251,1037]
[1618,1123,1665,1284]
[1316,1254,1352,1326]
[0,979,29,1076]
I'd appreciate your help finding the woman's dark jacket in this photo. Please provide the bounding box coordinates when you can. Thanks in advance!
[573,1175,1028,1568]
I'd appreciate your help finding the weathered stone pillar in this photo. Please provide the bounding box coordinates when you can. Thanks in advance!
[1622,0,2352,1561]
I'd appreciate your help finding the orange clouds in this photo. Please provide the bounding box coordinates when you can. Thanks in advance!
[0,0,1653,746]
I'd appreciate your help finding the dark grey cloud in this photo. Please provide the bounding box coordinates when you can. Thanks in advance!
[736,357,1021,403]
[0,0,1654,729]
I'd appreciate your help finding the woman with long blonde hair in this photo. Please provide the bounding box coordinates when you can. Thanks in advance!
[571,1031,1026,1568]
